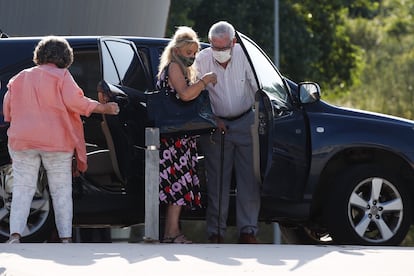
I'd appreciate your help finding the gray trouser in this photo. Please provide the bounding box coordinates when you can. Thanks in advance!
[8,148,73,239]
[200,111,260,238]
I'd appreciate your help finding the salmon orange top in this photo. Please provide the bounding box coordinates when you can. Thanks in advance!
[3,63,99,172]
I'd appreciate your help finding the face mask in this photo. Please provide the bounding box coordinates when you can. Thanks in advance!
[178,55,195,67]
[212,49,232,63]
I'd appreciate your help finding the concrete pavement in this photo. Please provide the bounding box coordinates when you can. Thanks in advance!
[1,243,414,275]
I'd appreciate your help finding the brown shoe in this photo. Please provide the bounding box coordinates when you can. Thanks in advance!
[208,234,224,243]
[238,232,258,244]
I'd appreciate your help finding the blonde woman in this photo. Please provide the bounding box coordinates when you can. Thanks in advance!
[157,26,216,243]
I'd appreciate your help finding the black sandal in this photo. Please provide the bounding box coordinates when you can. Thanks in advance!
[161,233,192,244]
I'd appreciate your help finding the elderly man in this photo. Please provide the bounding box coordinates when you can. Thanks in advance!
[196,21,260,244]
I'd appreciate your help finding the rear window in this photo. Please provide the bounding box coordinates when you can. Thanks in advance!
[101,38,150,92]
[70,49,101,100]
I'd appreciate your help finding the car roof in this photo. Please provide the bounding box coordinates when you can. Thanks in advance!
[0,36,170,72]
[0,35,170,41]
[0,35,210,77]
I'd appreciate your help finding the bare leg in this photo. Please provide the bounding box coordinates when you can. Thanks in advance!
[163,204,181,238]
[162,204,192,243]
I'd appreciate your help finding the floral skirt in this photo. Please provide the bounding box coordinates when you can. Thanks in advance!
[159,135,201,208]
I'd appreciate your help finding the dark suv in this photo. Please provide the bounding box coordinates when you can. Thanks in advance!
[1,33,414,246]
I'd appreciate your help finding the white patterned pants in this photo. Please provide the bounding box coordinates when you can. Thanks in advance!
[8,148,73,239]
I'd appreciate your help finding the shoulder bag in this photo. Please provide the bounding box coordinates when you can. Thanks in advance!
[146,86,216,135]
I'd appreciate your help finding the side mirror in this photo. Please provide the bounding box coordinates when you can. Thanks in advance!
[298,82,321,104]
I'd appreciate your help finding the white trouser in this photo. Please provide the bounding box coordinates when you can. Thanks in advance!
[8,148,73,239]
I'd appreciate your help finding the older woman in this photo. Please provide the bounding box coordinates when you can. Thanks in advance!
[157,26,217,243]
[4,36,119,243]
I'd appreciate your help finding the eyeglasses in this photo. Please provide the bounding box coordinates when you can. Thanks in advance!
[211,43,232,51]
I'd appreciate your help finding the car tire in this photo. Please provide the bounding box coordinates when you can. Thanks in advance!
[0,164,55,243]
[325,164,412,245]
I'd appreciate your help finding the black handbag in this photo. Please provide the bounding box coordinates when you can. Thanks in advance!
[146,88,216,134]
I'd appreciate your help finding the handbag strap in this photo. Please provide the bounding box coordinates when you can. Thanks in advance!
[157,64,171,90]
[157,63,190,91]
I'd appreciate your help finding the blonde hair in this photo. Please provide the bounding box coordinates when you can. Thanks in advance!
[157,26,200,83]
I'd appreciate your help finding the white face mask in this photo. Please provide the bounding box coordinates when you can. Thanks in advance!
[212,49,232,63]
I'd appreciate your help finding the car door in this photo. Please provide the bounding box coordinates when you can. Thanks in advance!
[97,37,152,183]
[237,32,310,201]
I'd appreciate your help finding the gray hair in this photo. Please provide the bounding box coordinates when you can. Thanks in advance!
[33,36,73,68]
[208,21,235,40]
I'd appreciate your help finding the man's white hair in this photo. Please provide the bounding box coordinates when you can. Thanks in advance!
[208,21,235,40]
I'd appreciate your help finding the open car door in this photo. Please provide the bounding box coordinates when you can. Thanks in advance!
[97,37,152,184]
[236,32,310,204]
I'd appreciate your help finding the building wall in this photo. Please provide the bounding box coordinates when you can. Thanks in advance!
[0,0,170,37]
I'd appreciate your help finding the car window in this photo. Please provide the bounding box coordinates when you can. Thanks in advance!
[238,33,290,105]
[100,38,149,92]
[136,47,155,89]
[70,50,100,100]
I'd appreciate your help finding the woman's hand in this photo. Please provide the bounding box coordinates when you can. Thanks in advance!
[93,102,120,115]
[104,102,120,115]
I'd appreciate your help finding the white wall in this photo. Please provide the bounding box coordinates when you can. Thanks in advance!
[0,0,170,37]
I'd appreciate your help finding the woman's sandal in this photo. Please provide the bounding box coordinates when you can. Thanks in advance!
[161,233,192,244]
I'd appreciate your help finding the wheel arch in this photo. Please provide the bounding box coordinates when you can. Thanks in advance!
[310,147,414,223]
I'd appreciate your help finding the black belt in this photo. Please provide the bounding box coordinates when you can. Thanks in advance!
[218,108,252,121]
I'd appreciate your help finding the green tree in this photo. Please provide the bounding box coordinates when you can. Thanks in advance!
[335,0,414,119]
[167,0,369,94]
[165,0,201,37]
[278,0,378,93]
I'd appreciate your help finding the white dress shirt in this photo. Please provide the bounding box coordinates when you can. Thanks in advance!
[195,44,257,118]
